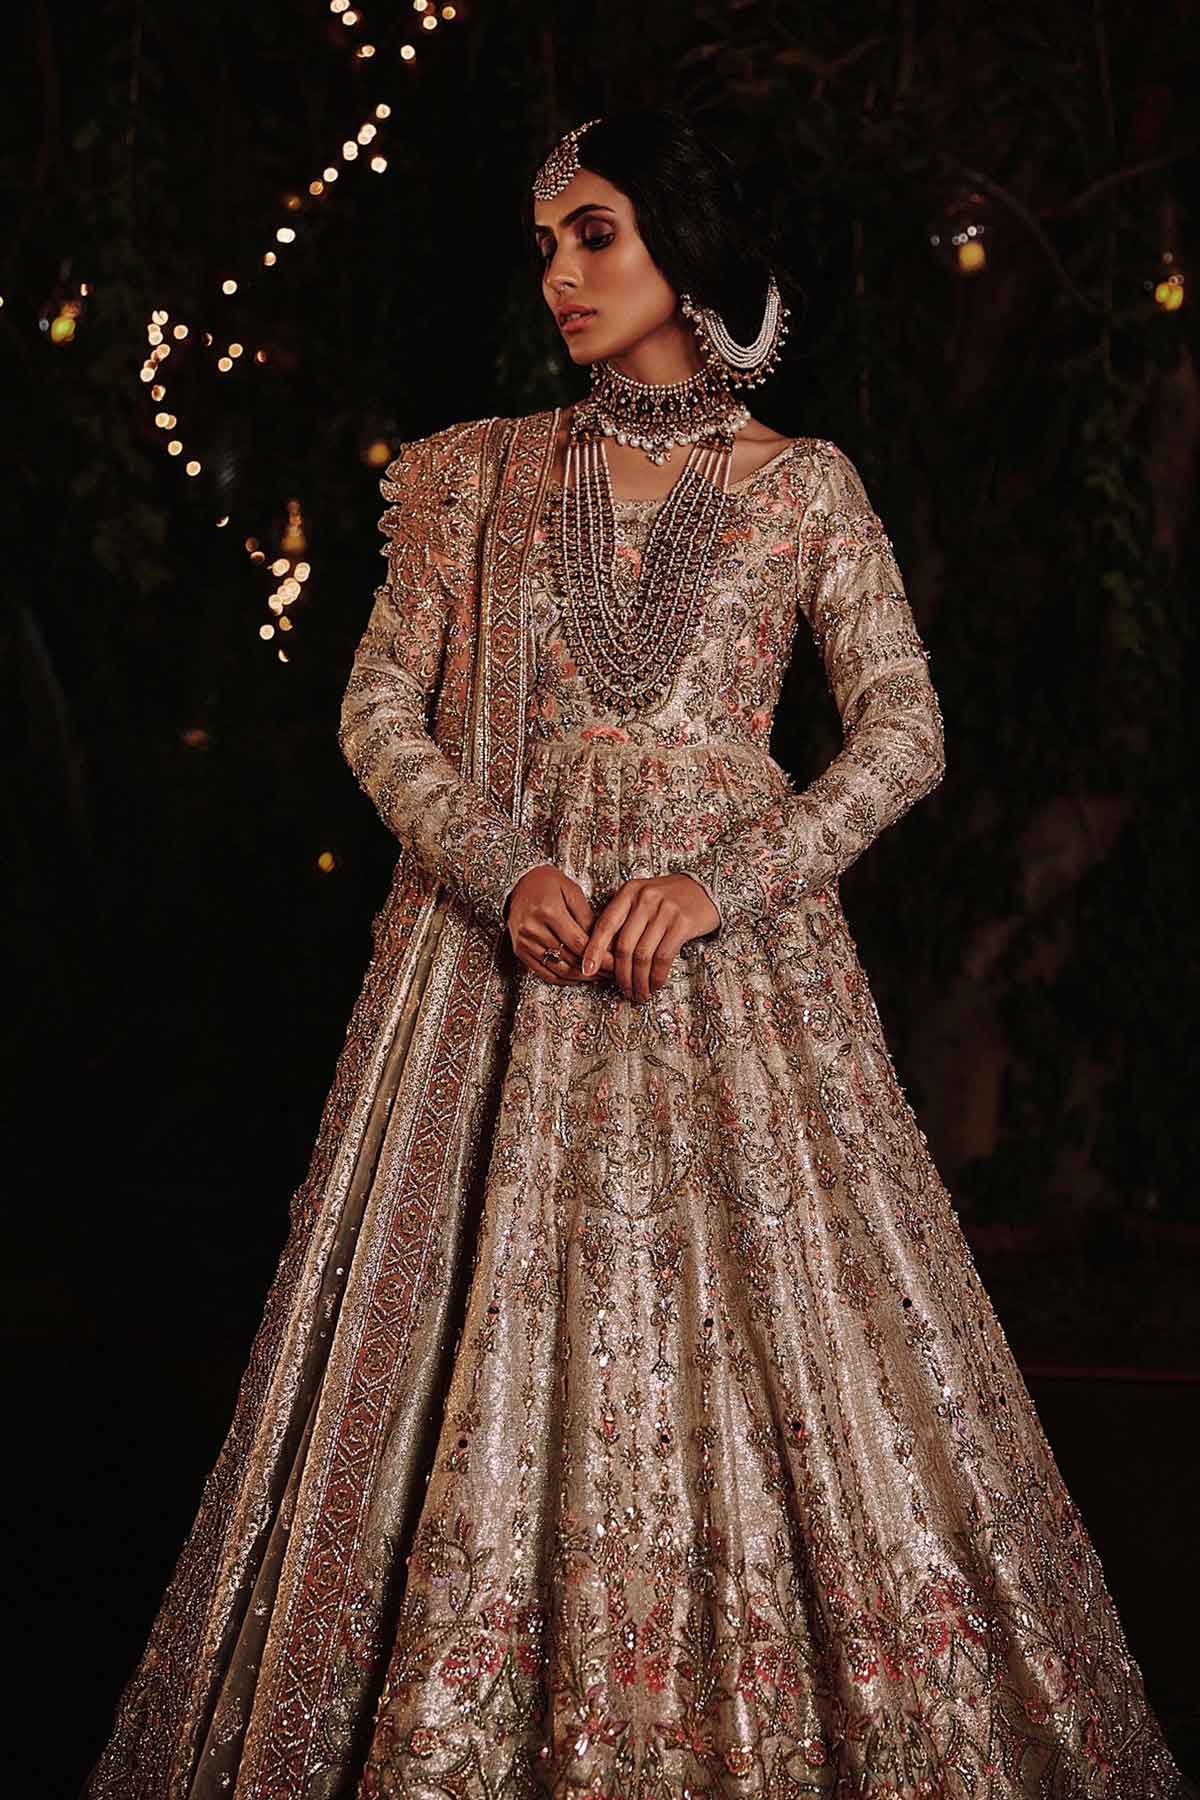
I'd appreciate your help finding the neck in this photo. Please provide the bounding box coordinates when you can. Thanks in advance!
[602,317,704,387]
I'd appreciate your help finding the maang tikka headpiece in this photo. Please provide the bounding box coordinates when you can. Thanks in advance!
[533,116,604,202]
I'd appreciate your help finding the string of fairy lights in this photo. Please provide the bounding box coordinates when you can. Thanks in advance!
[98,0,457,669]
[133,0,460,665]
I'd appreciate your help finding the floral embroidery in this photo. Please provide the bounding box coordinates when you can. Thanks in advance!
[358,438,1184,1800]
[85,420,1190,1800]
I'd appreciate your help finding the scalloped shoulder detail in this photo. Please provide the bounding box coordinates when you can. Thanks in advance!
[380,415,499,493]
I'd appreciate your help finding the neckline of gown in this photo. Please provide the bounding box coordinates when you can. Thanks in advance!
[543,436,801,509]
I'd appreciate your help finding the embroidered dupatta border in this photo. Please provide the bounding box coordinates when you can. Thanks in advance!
[236,407,561,1794]
[81,408,561,1800]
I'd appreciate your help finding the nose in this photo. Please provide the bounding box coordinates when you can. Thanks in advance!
[543,242,581,292]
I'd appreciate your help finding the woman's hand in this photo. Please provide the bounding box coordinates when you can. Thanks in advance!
[504,864,617,985]
[580,874,720,1002]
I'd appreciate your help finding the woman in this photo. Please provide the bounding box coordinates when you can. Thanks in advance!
[84,110,1192,1799]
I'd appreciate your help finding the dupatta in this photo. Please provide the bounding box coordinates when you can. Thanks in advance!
[84,406,562,1799]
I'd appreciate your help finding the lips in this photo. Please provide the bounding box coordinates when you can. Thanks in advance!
[559,308,596,330]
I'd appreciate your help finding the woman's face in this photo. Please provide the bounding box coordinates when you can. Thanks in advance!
[532,167,687,368]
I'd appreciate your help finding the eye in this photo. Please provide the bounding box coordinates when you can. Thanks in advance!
[536,226,615,265]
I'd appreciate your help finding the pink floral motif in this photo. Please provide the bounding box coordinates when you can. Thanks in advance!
[566,1680,628,1760]
[579,723,631,743]
[437,1632,504,1688]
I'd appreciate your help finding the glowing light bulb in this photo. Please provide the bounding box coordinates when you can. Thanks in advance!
[1155,276,1185,311]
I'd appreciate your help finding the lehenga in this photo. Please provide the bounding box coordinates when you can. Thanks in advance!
[83,414,1194,1799]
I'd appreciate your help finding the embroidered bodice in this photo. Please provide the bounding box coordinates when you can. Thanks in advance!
[338,422,946,943]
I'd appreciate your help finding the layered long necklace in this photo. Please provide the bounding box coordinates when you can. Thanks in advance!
[550,360,750,716]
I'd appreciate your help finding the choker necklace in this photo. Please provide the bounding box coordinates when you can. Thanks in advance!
[574,358,750,465]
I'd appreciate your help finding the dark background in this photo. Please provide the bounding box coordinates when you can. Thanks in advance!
[2,0,1197,1791]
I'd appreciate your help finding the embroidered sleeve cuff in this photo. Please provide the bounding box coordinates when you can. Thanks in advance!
[685,866,725,940]
[683,835,788,936]
[498,843,556,928]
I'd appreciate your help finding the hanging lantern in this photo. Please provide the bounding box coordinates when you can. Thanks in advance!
[1146,248,1185,313]
[358,406,399,469]
[39,258,90,344]
[927,189,994,278]
[281,498,307,556]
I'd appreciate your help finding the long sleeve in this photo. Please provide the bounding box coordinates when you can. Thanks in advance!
[338,422,550,934]
[695,444,946,936]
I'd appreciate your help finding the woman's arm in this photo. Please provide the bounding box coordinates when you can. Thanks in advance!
[338,421,549,934]
[694,443,946,936]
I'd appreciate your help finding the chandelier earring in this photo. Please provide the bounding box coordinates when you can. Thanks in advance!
[679,271,790,389]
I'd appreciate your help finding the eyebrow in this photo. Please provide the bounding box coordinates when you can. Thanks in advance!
[532,203,615,238]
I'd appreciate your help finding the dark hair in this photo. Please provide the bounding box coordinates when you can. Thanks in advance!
[525,108,807,350]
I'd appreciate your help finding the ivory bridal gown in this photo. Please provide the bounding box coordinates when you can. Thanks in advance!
[84,418,1193,1799]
